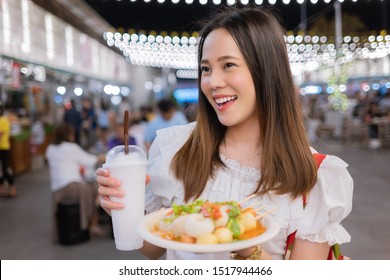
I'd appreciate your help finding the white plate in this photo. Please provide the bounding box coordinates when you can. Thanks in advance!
[137,208,280,253]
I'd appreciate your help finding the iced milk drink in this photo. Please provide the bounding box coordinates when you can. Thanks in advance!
[103,145,147,250]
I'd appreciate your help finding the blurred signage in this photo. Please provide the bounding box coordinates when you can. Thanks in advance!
[173,88,198,104]
[11,62,20,89]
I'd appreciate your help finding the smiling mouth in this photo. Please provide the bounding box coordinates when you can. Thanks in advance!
[214,95,238,107]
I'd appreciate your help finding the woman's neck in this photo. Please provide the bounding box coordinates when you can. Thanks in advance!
[224,120,261,151]
[223,121,262,168]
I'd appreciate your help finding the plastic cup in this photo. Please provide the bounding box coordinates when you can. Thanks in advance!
[103,145,147,251]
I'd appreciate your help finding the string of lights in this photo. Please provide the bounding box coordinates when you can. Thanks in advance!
[111,0,365,5]
[101,0,387,70]
[104,30,390,71]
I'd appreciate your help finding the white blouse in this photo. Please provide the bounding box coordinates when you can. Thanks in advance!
[146,123,353,260]
[46,142,98,192]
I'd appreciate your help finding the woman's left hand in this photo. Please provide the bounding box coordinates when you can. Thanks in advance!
[233,245,272,260]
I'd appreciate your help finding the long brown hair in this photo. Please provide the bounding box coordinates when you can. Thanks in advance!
[171,7,317,202]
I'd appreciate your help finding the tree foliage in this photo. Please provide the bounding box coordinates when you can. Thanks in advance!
[308,13,368,40]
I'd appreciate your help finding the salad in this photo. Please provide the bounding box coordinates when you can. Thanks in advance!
[150,199,266,245]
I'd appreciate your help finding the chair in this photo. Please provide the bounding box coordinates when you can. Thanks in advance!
[341,118,369,147]
[378,122,390,149]
[317,123,335,140]
[57,199,89,245]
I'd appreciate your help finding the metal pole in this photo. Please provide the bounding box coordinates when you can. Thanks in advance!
[334,1,342,50]
[299,0,307,35]
[382,0,388,32]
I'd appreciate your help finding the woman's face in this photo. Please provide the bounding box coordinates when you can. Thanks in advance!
[200,28,257,127]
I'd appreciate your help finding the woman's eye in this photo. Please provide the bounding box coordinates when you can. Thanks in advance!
[224,63,234,69]
[200,66,210,72]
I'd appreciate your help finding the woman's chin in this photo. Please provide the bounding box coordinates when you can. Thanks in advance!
[217,116,237,127]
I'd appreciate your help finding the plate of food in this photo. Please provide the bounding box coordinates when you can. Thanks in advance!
[137,199,280,253]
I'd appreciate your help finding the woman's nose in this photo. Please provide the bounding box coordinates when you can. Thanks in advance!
[209,70,225,90]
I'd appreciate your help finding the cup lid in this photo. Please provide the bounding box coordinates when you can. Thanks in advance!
[105,145,147,165]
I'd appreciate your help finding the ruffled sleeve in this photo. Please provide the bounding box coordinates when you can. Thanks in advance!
[144,123,195,214]
[293,155,354,245]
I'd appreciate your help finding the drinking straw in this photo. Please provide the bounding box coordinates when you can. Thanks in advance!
[124,110,129,154]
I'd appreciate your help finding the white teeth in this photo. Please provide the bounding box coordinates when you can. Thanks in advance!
[215,96,237,104]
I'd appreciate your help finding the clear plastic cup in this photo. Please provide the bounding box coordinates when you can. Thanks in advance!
[103,145,147,251]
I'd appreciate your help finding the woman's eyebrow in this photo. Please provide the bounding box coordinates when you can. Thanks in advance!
[200,55,240,64]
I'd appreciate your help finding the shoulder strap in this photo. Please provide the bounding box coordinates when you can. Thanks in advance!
[285,153,343,260]
[302,153,326,210]
[313,153,326,168]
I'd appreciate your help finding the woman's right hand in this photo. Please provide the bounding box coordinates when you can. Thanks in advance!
[96,168,124,215]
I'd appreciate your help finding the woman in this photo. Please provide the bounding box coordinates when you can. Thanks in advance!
[46,123,105,240]
[97,7,353,260]
[0,107,16,198]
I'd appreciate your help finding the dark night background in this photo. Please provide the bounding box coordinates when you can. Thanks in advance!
[82,0,389,33]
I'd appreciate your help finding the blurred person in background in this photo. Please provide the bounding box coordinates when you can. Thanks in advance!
[128,113,147,153]
[63,99,82,145]
[116,96,131,124]
[140,105,154,122]
[306,95,325,143]
[378,91,390,116]
[352,92,369,123]
[144,98,188,150]
[183,102,198,122]
[364,101,384,149]
[107,122,136,151]
[0,107,17,198]
[45,123,106,240]
[30,113,46,169]
[81,97,97,149]
[30,113,45,154]
[96,99,111,148]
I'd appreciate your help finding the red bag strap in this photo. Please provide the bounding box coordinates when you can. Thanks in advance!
[301,153,326,209]
[313,153,326,168]
[284,153,341,260]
